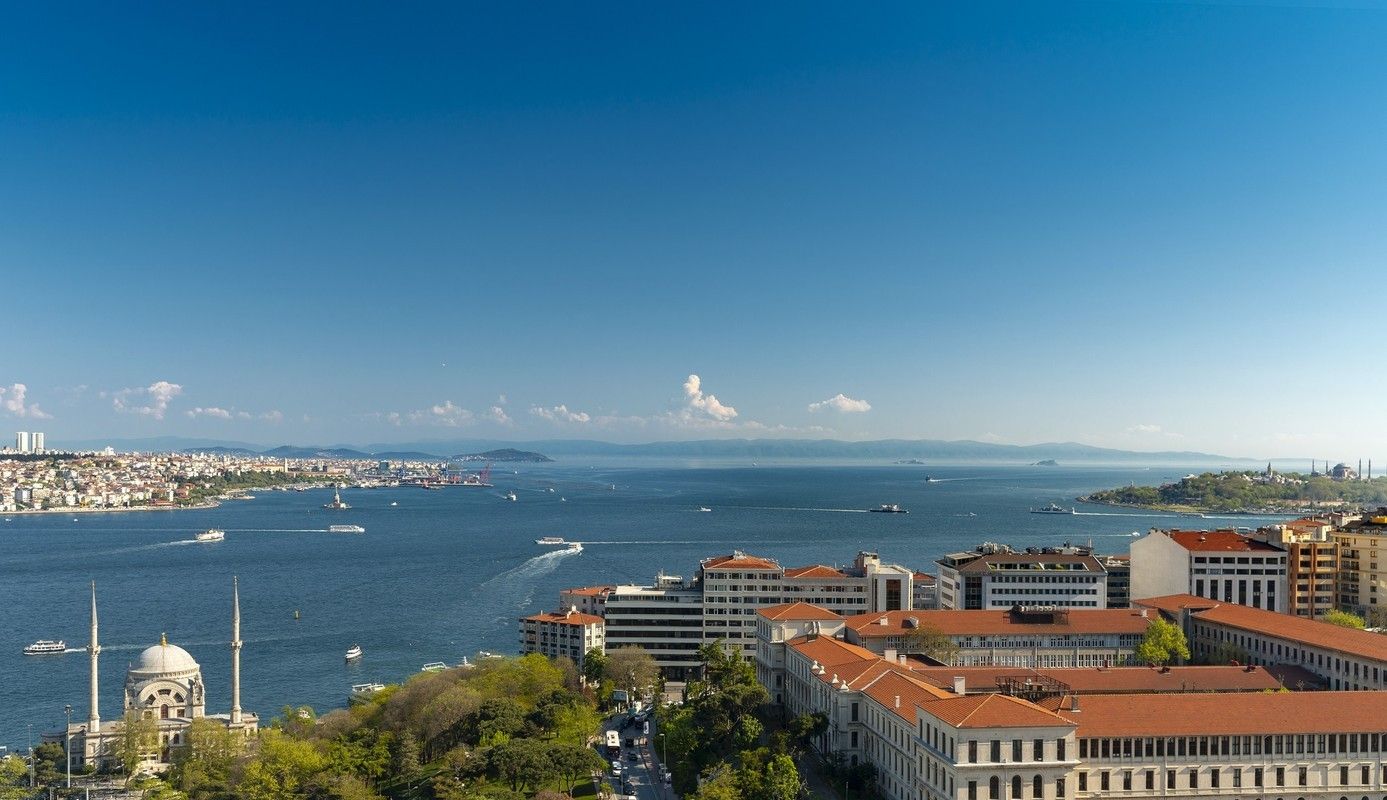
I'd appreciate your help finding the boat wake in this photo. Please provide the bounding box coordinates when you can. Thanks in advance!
[741,506,871,514]
[481,547,581,591]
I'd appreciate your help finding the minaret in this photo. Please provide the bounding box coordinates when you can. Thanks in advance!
[87,581,101,733]
[230,576,242,725]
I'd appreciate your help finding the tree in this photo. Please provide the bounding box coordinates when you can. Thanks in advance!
[487,738,554,792]
[1135,618,1191,667]
[900,623,959,665]
[116,711,159,782]
[758,754,802,800]
[548,743,603,792]
[0,755,32,800]
[604,646,660,696]
[169,718,244,797]
[1323,609,1366,629]
[582,648,608,686]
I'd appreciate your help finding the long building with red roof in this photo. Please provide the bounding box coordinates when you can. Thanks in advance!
[1131,528,1289,612]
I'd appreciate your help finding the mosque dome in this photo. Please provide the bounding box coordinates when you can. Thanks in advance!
[130,636,200,676]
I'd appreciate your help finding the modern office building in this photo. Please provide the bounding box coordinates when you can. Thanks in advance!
[1099,555,1130,609]
[601,573,706,681]
[1130,529,1289,613]
[937,551,1110,610]
[14,431,30,453]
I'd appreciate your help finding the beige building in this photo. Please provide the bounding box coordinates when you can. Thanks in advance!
[518,607,605,671]
[1332,511,1387,615]
[1255,518,1338,617]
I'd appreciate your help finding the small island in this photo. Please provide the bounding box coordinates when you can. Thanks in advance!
[1080,469,1387,514]
[454,448,553,463]
[1032,459,1059,467]
[895,458,927,465]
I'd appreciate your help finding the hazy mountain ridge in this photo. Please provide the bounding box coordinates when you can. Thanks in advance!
[49,435,1258,463]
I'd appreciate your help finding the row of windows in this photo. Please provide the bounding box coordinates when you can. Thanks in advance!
[965,738,1068,764]
[966,775,1064,800]
[1081,733,1387,760]
[1072,764,1372,792]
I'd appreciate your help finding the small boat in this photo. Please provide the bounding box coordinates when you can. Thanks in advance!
[345,644,363,661]
[869,504,908,513]
[609,484,616,491]
[566,542,584,552]
[323,487,351,510]
[925,476,942,483]
[547,487,556,493]
[195,528,225,542]
[389,501,398,507]
[560,497,566,502]
[505,490,517,502]
[536,536,568,546]
[24,640,66,656]
[1030,503,1075,515]
[329,524,365,534]
[421,662,448,672]
[457,657,473,668]
[478,651,503,660]
[697,507,712,512]
[350,682,385,695]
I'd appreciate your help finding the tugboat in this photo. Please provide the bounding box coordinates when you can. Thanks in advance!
[1030,503,1076,515]
[869,504,908,513]
[323,486,351,510]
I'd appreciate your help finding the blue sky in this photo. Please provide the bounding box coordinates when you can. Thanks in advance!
[3,1,1386,457]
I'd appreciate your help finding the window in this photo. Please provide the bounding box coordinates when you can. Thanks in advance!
[1013,740,1023,763]
[1277,767,1285,787]
[1300,767,1308,787]
[1123,771,1132,791]
[1034,739,1044,761]
[1233,768,1242,788]
[1146,770,1154,790]
[1166,770,1175,789]
[1012,776,1022,799]
[1057,738,1066,761]
[968,781,977,800]
[850,732,857,748]
[1100,772,1109,792]
[992,741,1002,762]
[851,702,859,722]
[1344,767,1351,785]
[1078,772,1087,792]
[1033,776,1042,799]
[1212,769,1220,789]
[990,776,1000,800]
[1255,767,1264,787]
[1190,770,1199,789]
[1056,778,1065,799]
[1364,766,1371,785]
[969,741,978,763]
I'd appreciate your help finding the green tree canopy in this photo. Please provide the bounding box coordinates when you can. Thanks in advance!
[1135,618,1191,667]
[1323,609,1366,629]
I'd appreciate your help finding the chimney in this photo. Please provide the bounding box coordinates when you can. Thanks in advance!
[899,654,907,665]
[1139,608,1148,618]
[884,648,897,663]
[1068,695,1081,713]
[878,616,889,626]
[952,676,966,695]
[894,695,901,709]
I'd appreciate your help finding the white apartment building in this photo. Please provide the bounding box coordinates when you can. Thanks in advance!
[915,573,940,610]
[1136,593,1387,691]
[843,607,1152,668]
[15,431,30,453]
[31,431,44,453]
[558,585,614,617]
[937,552,1110,610]
[758,603,1387,800]
[518,607,605,671]
[1131,529,1288,613]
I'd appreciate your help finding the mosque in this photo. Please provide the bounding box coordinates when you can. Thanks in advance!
[65,578,258,773]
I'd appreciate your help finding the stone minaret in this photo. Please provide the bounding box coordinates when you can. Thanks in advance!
[88,581,101,733]
[230,576,242,725]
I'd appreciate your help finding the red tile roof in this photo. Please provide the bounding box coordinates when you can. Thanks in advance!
[758,602,844,622]
[560,585,615,596]
[927,693,1073,729]
[701,552,781,571]
[1135,593,1387,663]
[1165,530,1283,552]
[955,553,1105,574]
[907,664,1284,694]
[523,610,604,626]
[784,565,849,579]
[844,608,1152,639]
[1055,692,1387,737]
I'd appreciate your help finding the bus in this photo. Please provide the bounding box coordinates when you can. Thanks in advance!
[605,729,621,758]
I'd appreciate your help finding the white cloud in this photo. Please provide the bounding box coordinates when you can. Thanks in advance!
[497,394,508,405]
[682,374,738,421]
[808,393,872,414]
[0,383,53,419]
[385,412,403,426]
[1127,423,1163,434]
[261,410,284,423]
[185,407,232,420]
[487,405,512,425]
[112,381,183,420]
[530,404,592,424]
[409,400,474,427]
[1126,423,1184,439]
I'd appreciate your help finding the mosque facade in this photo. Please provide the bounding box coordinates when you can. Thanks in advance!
[65,578,258,773]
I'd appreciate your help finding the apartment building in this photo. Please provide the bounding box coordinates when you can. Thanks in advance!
[1100,556,1130,609]
[558,585,614,617]
[1255,518,1338,617]
[937,552,1110,610]
[1130,529,1288,613]
[1137,593,1387,690]
[757,604,1387,800]
[842,606,1152,668]
[1333,511,1387,615]
[518,607,604,671]
[915,572,940,610]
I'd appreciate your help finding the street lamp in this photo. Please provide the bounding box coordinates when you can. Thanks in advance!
[64,704,73,789]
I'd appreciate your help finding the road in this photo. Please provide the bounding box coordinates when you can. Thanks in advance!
[602,712,674,800]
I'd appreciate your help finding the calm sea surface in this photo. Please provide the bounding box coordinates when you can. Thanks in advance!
[0,461,1294,747]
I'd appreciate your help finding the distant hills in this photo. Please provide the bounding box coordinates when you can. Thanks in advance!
[49,435,1260,464]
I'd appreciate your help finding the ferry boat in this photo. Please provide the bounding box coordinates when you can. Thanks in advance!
[323,487,351,510]
[420,662,448,672]
[869,504,908,513]
[536,536,568,546]
[345,644,363,661]
[329,524,365,534]
[195,528,225,543]
[24,640,66,656]
[1030,503,1076,515]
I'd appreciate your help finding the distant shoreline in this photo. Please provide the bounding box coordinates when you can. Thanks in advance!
[3,500,222,516]
[1076,495,1321,517]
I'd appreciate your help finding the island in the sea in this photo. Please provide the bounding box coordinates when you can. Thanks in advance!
[895,458,927,465]
[454,448,553,463]
[1080,469,1387,514]
[1032,459,1059,467]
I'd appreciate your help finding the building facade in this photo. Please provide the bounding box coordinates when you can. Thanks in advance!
[602,574,706,680]
[1255,519,1339,618]
[1130,529,1288,613]
[1333,511,1387,615]
[518,607,605,671]
[937,552,1110,611]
